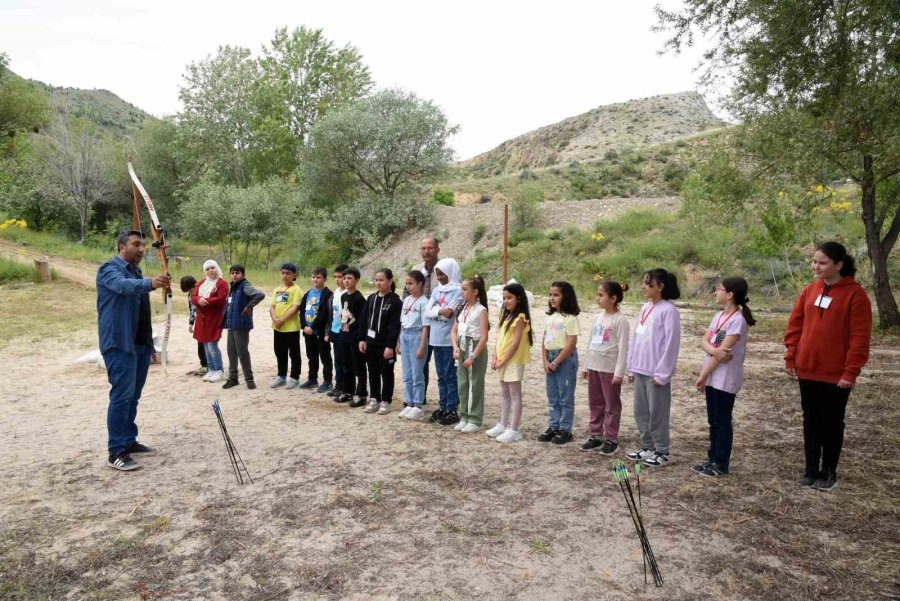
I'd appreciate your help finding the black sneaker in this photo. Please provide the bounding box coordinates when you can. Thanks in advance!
[127,441,154,454]
[537,428,559,442]
[813,472,838,492]
[326,388,340,397]
[798,473,820,487]
[599,440,619,455]
[698,463,725,477]
[438,411,460,426]
[580,436,605,451]
[336,393,352,403]
[427,409,445,423]
[107,452,139,471]
[693,461,711,473]
[246,381,257,390]
[551,431,573,445]
[299,379,318,389]
[222,379,239,389]
[349,396,367,408]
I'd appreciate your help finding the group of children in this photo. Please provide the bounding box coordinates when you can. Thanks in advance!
[181,259,756,477]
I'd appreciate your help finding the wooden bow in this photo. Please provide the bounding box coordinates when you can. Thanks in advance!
[128,159,173,371]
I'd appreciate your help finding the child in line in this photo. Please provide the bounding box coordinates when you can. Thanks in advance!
[191,260,228,383]
[451,276,490,433]
[424,258,463,425]
[581,280,630,455]
[339,268,368,407]
[626,268,682,467]
[694,277,755,477]
[398,270,430,420]
[180,275,208,376]
[222,264,265,390]
[489,283,533,443]
[269,263,303,388]
[324,264,348,399]
[299,267,334,392]
[359,268,402,414]
[539,281,581,444]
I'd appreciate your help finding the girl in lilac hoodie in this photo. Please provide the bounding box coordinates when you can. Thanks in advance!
[626,268,681,467]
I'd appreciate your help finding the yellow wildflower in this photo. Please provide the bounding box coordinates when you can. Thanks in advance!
[591,232,605,241]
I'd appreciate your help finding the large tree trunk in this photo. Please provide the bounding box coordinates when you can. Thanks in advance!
[860,155,900,329]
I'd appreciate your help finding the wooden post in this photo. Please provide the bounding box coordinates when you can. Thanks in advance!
[33,257,52,283]
[503,203,509,284]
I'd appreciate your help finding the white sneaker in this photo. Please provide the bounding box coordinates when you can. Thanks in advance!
[642,452,671,467]
[461,422,481,433]
[207,370,222,382]
[486,423,507,438]
[398,406,412,418]
[364,399,379,413]
[270,377,286,388]
[377,401,391,415]
[454,420,469,431]
[202,371,213,382]
[285,378,300,390]
[497,428,523,443]
[405,406,424,420]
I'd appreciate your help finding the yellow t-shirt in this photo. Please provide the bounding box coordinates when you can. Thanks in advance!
[497,313,532,383]
[272,284,302,332]
[544,312,579,350]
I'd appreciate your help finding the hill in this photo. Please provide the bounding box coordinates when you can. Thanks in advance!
[458,91,726,175]
[7,69,156,138]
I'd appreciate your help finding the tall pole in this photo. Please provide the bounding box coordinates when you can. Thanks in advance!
[503,203,509,283]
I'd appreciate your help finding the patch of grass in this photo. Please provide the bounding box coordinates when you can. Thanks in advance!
[369,481,383,503]
[0,256,38,284]
[528,536,551,555]
[472,223,486,245]
[0,281,97,344]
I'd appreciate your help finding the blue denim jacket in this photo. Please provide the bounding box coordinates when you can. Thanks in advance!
[96,256,152,354]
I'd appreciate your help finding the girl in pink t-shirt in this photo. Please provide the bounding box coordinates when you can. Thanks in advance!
[693,276,756,477]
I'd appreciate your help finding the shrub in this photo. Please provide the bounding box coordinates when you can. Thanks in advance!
[546,229,563,240]
[472,223,486,244]
[432,188,455,206]
[509,183,543,232]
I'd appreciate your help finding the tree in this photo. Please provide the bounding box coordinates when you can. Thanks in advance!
[38,116,118,242]
[253,27,372,177]
[304,88,458,203]
[656,0,900,328]
[0,54,52,136]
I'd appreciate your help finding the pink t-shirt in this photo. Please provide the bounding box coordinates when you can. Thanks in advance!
[703,310,749,395]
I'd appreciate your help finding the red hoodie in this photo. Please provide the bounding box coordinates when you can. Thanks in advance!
[784,277,872,385]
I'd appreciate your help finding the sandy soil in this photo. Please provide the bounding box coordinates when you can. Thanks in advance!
[1,295,897,600]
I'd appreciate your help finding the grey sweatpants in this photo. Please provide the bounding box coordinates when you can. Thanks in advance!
[226,329,254,382]
[633,373,671,454]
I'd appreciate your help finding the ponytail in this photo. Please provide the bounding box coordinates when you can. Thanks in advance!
[816,241,857,277]
[644,268,681,300]
[376,268,396,293]
[721,276,756,327]
[599,280,628,307]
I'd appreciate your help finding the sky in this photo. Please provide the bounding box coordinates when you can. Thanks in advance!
[0,0,717,160]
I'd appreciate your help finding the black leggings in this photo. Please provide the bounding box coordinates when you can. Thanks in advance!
[365,344,396,403]
[799,379,851,476]
[273,330,301,380]
[340,337,367,397]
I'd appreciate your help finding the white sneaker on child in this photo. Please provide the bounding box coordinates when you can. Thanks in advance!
[405,406,424,420]
[486,423,506,438]
[497,428,523,443]
[461,422,481,433]
[364,399,379,413]
[207,370,222,382]
[377,402,391,415]
[398,406,412,418]
[453,420,468,431]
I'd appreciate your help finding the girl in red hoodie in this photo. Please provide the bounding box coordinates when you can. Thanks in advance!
[784,241,871,492]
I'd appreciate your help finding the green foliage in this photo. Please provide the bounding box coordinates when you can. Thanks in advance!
[0,256,37,284]
[304,89,458,203]
[681,152,756,225]
[432,187,455,206]
[323,193,434,256]
[471,223,486,244]
[0,72,52,136]
[509,183,543,232]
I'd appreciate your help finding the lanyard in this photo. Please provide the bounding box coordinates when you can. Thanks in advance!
[404,296,422,315]
[639,302,658,326]
[370,294,386,334]
[712,308,739,333]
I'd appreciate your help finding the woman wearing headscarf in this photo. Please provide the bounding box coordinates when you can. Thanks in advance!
[191,260,229,382]
[423,257,464,425]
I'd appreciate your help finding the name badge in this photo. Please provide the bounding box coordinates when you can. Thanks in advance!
[367,328,376,338]
[635,324,647,335]
[814,294,833,309]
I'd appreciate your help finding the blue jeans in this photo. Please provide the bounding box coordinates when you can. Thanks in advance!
[204,341,223,371]
[432,345,458,412]
[546,349,578,432]
[400,329,426,406]
[103,345,152,456]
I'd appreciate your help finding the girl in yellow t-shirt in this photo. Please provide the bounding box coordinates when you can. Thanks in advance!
[489,283,533,443]
[539,281,581,445]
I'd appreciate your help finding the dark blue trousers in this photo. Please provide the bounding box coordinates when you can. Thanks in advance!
[103,345,152,456]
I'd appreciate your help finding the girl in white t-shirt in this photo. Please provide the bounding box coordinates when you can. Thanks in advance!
[694,276,756,477]
[398,270,430,420]
[451,276,490,433]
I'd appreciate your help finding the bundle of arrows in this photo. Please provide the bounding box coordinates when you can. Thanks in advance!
[612,460,663,587]
[212,400,253,485]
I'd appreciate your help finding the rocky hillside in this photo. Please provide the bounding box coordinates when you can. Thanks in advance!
[456,91,725,176]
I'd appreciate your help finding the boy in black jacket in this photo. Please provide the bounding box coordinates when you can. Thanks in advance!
[299,267,333,392]
[339,268,369,407]
[358,268,403,415]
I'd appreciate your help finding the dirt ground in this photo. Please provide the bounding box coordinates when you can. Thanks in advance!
[1,294,898,600]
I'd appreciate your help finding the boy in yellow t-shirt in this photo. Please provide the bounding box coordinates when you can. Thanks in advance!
[269,263,302,388]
